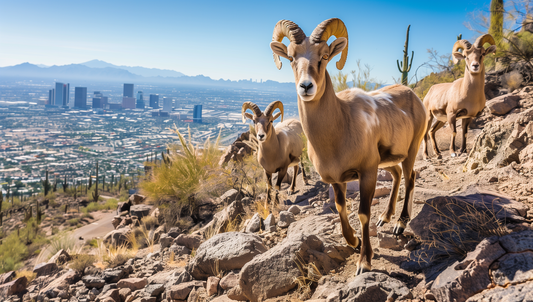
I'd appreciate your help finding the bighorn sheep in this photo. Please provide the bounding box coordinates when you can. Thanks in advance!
[270,19,427,275]
[422,34,496,159]
[242,100,307,204]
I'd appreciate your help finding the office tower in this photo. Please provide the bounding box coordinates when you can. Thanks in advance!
[149,94,159,109]
[122,97,136,109]
[54,82,69,106]
[101,96,109,108]
[123,84,134,97]
[193,104,202,123]
[74,87,87,109]
[92,91,102,108]
[162,97,172,112]
[48,89,55,105]
[136,91,144,109]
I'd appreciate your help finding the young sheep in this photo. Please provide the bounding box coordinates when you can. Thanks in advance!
[270,18,427,275]
[242,101,307,205]
[422,34,496,159]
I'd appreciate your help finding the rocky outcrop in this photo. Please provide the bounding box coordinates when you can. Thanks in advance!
[187,232,267,279]
[103,227,132,246]
[129,204,153,219]
[487,94,521,115]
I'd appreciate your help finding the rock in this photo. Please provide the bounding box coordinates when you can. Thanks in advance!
[169,244,192,256]
[112,216,123,229]
[219,189,241,204]
[144,283,165,297]
[369,221,377,237]
[491,251,533,286]
[48,249,71,265]
[431,237,506,302]
[188,286,207,302]
[227,285,248,301]
[99,288,120,302]
[187,232,267,279]
[220,272,239,290]
[487,94,520,115]
[277,211,295,228]
[0,277,27,297]
[211,295,234,302]
[129,194,146,205]
[33,262,58,277]
[337,272,411,301]
[103,268,128,283]
[208,199,245,235]
[117,201,132,213]
[287,205,300,215]
[83,275,106,289]
[207,276,220,296]
[117,278,147,291]
[153,225,165,243]
[374,186,391,198]
[0,271,15,285]
[167,281,204,300]
[119,288,132,301]
[466,280,533,301]
[159,234,173,249]
[377,169,393,181]
[264,214,276,232]
[498,229,533,252]
[103,227,132,247]
[311,276,345,300]
[174,234,202,250]
[245,213,262,233]
[377,233,401,250]
[41,271,79,298]
[130,205,153,219]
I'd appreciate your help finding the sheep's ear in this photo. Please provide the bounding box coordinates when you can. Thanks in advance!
[329,37,347,59]
[452,52,465,64]
[271,42,290,60]
[242,113,254,124]
[272,112,282,122]
[484,45,497,55]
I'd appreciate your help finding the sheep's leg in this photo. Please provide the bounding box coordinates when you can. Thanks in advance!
[377,165,402,227]
[355,167,377,275]
[459,118,472,155]
[422,116,434,160]
[275,167,288,191]
[300,158,308,185]
[429,120,445,159]
[265,171,273,209]
[332,183,359,249]
[393,144,418,236]
[448,113,458,157]
[289,165,298,194]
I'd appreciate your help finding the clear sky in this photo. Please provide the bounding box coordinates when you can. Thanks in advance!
[0,0,492,84]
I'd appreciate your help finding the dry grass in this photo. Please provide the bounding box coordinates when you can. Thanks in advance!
[167,251,188,268]
[293,252,322,300]
[94,239,136,269]
[204,213,243,240]
[255,200,270,220]
[16,270,36,283]
[141,216,158,230]
[138,223,156,253]
[70,254,96,272]
[210,259,224,278]
[501,70,524,91]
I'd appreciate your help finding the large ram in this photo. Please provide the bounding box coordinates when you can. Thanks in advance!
[270,18,427,274]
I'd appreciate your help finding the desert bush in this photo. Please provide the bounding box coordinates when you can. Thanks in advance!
[94,239,135,269]
[70,254,95,272]
[67,218,80,226]
[15,270,36,283]
[293,252,322,300]
[331,60,384,92]
[501,70,524,91]
[141,216,158,230]
[0,232,27,273]
[81,198,118,214]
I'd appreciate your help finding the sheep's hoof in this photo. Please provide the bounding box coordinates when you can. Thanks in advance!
[393,219,408,235]
[436,154,442,159]
[355,264,371,276]
[376,219,387,227]
[451,152,457,158]
[288,189,295,195]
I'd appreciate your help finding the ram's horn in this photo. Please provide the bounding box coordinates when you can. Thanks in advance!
[310,18,349,70]
[272,20,306,70]
[264,100,284,122]
[241,101,262,123]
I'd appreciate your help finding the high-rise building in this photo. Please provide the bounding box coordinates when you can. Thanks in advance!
[123,84,134,97]
[101,96,109,108]
[122,97,136,109]
[162,97,172,112]
[149,94,159,109]
[92,91,102,108]
[48,89,55,105]
[54,82,69,107]
[193,105,202,123]
[136,91,144,109]
[74,87,87,109]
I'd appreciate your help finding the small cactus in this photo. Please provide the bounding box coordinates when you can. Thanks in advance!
[62,175,68,192]
[41,170,52,197]
[397,25,414,86]
[53,178,58,192]
[457,33,462,41]
[92,162,100,203]
[88,174,92,189]
[64,203,69,214]
[36,200,42,223]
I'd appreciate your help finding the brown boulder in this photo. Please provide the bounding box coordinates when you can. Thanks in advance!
[117,278,147,291]
[487,94,520,115]
[0,277,27,297]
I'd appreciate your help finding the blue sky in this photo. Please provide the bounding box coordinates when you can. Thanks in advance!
[0,0,493,83]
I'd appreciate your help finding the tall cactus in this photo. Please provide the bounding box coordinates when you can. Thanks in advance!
[36,199,42,223]
[52,177,58,192]
[62,175,68,192]
[103,174,106,192]
[41,170,52,197]
[92,162,100,203]
[489,0,504,46]
[88,173,92,189]
[397,25,414,86]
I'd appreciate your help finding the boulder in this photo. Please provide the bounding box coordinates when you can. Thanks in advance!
[129,194,146,204]
[277,211,295,228]
[48,249,71,265]
[82,275,106,289]
[264,214,276,232]
[159,233,173,249]
[168,227,181,238]
[377,169,393,181]
[491,251,533,286]
[0,277,27,297]
[219,189,241,204]
[288,205,300,215]
[466,281,533,301]
[486,93,520,115]
[0,271,16,285]
[245,213,262,233]
[377,233,401,250]
[220,272,239,290]
[33,262,58,277]
[103,227,132,247]
[117,278,148,291]
[117,201,131,213]
[144,283,165,297]
[207,276,220,296]
[174,233,202,250]
[169,244,192,256]
[187,232,267,279]
[166,281,204,300]
[130,204,153,219]
[103,268,128,283]
[337,272,411,301]
[41,271,79,298]
[98,288,120,302]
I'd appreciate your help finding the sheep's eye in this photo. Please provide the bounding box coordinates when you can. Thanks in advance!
[322,54,329,60]
[288,56,294,62]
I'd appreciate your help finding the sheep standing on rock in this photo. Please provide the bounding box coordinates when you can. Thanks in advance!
[242,101,308,206]
[422,34,497,159]
[270,18,427,275]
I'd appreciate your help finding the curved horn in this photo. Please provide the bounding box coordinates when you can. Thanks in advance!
[474,34,496,48]
[241,101,262,123]
[452,39,472,64]
[272,20,306,70]
[310,18,349,70]
[264,100,284,122]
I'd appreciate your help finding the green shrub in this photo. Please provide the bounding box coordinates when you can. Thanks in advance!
[70,254,95,272]
[0,232,27,273]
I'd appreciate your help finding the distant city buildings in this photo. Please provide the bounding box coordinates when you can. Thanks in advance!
[122,97,136,109]
[92,91,109,109]
[193,104,202,123]
[162,97,172,112]
[74,87,87,109]
[54,82,69,107]
[123,83,134,98]
[136,91,144,109]
[48,89,54,105]
[149,94,159,109]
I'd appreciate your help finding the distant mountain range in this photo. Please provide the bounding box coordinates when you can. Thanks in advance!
[0,61,295,91]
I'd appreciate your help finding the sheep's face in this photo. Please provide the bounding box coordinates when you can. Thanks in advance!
[453,45,496,74]
[271,37,347,102]
[244,113,282,142]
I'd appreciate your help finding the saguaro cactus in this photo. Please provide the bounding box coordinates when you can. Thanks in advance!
[92,162,100,203]
[42,170,52,197]
[489,0,504,46]
[397,25,414,86]
[62,175,68,192]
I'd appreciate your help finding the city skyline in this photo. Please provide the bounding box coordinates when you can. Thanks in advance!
[0,0,504,84]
